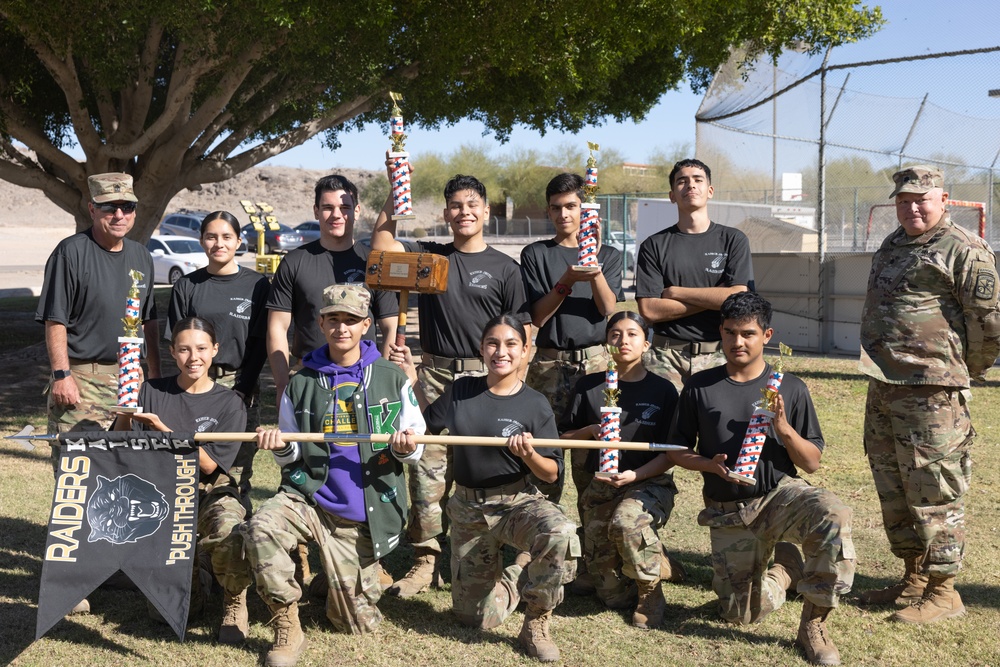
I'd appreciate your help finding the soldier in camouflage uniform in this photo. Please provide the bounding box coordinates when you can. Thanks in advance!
[241,285,425,667]
[373,173,532,599]
[669,292,854,666]
[635,159,753,393]
[520,173,624,505]
[395,314,579,662]
[564,311,683,628]
[857,165,1000,624]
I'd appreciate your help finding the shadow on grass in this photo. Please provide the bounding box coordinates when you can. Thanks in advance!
[379,593,524,650]
[0,517,145,662]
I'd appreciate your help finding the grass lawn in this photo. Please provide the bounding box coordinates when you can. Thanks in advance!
[2,292,999,666]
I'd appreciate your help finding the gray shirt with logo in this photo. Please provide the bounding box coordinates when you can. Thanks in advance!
[635,222,753,342]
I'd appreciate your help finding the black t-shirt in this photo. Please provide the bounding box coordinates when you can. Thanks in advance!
[136,376,246,489]
[403,241,530,358]
[667,364,823,503]
[635,223,753,342]
[424,375,562,488]
[520,240,625,349]
[267,241,398,357]
[562,371,678,472]
[168,267,270,394]
[35,230,157,363]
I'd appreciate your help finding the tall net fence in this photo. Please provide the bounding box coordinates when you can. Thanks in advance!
[696,45,1000,255]
[692,40,1000,352]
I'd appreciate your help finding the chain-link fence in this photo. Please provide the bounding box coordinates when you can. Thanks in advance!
[691,40,1000,352]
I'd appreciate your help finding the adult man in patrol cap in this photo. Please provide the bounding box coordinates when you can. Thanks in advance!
[857,165,1000,624]
[36,173,161,438]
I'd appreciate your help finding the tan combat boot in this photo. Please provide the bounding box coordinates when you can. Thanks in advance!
[797,599,841,666]
[218,589,249,645]
[519,605,560,662]
[376,560,394,591]
[387,546,439,598]
[632,579,666,629]
[771,542,805,592]
[891,574,966,624]
[858,555,927,606]
[265,602,307,667]
[661,546,687,583]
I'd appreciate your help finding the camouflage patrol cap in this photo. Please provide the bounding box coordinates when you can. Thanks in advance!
[320,283,370,318]
[889,165,945,199]
[88,172,138,203]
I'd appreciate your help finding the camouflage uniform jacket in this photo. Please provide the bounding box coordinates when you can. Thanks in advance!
[276,360,424,554]
[860,215,1000,386]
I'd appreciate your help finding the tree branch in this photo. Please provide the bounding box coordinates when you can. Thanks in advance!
[5,21,104,156]
[189,69,276,158]
[0,94,87,183]
[190,92,377,184]
[117,20,165,142]
[0,151,82,215]
[174,41,270,148]
[102,41,224,159]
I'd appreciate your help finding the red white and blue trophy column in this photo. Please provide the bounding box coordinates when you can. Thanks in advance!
[116,269,144,413]
[727,343,793,486]
[388,91,416,222]
[596,346,621,478]
[574,142,601,273]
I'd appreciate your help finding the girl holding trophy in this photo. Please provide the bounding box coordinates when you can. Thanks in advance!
[561,310,682,629]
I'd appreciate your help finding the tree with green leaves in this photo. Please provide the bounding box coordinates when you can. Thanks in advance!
[0,0,882,237]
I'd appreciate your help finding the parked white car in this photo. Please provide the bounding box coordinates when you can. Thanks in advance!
[147,235,209,284]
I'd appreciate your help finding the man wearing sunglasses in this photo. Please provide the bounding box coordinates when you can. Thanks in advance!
[36,173,161,474]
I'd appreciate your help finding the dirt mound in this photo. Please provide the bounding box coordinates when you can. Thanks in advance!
[0,165,444,230]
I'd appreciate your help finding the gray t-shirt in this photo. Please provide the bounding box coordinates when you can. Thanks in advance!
[563,370,678,472]
[404,241,530,359]
[136,376,246,492]
[668,364,823,503]
[520,240,624,349]
[267,241,398,357]
[424,375,562,488]
[168,266,270,394]
[635,222,753,342]
[35,230,157,363]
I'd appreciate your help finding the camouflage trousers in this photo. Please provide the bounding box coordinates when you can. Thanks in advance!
[525,350,607,506]
[863,380,973,576]
[580,474,677,605]
[697,477,855,625]
[213,372,261,514]
[199,491,252,595]
[241,491,384,634]
[644,344,725,393]
[45,360,118,473]
[447,483,579,628]
[405,363,486,552]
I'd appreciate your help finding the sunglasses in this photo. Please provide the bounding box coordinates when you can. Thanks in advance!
[94,201,137,214]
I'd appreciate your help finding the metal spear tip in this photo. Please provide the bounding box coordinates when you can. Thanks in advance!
[6,424,40,450]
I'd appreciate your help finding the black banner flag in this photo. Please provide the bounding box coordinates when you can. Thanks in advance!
[37,431,201,641]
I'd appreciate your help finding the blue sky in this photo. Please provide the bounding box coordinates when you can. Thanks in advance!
[264,1,1000,171]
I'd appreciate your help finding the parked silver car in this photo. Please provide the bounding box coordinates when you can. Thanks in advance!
[294,220,321,244]
[241,222,305,254]
[147,235,209,284]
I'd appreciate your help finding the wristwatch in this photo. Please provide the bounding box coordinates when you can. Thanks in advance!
[554,283,572,296]
[53,369,72,379]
